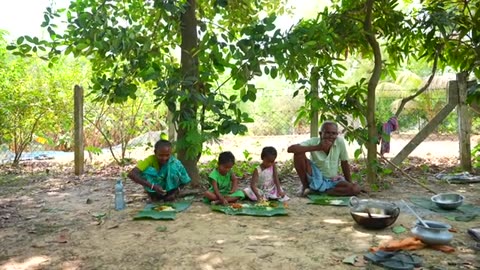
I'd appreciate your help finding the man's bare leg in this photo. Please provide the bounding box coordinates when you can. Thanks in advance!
[293,153,312,194]
[326,181,361,196]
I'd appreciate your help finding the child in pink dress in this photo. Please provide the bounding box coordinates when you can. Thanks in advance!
[243,147,289,202]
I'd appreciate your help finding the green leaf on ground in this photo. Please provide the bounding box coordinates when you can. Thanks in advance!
[156,226,167,232]
[183,195,194,201]
[392,225,407,234]
[92,212,107,219]
[342,255,357,265]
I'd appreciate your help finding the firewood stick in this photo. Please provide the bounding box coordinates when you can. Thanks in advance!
[341,124,437,194]
[379,154,437,194]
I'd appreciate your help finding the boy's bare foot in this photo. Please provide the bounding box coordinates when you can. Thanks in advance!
[211,200,221,205]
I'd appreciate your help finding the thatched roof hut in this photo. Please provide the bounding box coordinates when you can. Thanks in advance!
[377,73,456,98]
[377,82,410,97]
[425,74,456,91]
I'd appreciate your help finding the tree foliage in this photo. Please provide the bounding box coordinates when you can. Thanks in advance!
[0,33,91,165]
[6,0,479,179]
[83,86,166,166]
[261,0,418,182]
[8,0,287,184]
[264,0,479,181]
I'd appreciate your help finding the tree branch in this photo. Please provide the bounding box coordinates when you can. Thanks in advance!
[394,51,439,117]
[13,112,44,165]
[84,109,121,165]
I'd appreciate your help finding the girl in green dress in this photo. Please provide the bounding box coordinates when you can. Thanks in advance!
[204,151,245,205]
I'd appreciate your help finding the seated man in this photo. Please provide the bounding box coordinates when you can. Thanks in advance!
[128,139,191,201]
[287,121,360,196]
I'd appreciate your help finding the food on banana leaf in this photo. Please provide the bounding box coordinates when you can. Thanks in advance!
[255,201,270,207]
[269,202,278,208]
[230,203,243,209]
[254,201,278,208]
[154,205,175,211]
[329,200,344,205]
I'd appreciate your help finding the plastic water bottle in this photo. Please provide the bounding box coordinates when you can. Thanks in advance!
[115,179,125,210]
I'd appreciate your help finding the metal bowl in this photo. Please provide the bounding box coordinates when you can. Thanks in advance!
[431,193,464,210]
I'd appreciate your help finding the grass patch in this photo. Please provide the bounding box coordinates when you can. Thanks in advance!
[32,222,70,235]
[0,174,30,187]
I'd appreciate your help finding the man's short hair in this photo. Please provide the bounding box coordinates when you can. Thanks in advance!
[320,121,338,132]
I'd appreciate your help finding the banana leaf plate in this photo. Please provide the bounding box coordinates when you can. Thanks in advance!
[307,194,350,206]
[211,201,288,217]
[133,200,192,220]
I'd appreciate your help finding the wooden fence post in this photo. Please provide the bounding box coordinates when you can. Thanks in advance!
[390,81,458,166]
[74,85,84,175]
[456,72,472,171]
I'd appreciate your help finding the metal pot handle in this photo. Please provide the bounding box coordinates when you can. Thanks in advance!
[349,196,359,208]
[392,205,400,217]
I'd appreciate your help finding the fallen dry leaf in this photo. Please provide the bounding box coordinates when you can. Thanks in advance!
[56,234,68,243]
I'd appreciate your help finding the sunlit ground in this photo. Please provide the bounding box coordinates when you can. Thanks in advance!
[1,256,50,270]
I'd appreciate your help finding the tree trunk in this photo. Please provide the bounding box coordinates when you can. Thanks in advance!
[178,0,201,187]
[309,67,320,138]
[364,0,381,184]
[167,110,176,142]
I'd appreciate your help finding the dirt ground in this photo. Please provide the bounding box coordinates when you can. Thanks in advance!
[0,162,479,270]
[0,136,480,270]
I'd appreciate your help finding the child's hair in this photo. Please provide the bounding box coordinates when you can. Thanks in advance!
[154,139,172,151]
[261,146,277,159]
[218,151,235,165]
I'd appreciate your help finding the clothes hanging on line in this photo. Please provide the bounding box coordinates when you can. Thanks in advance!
[380,116,399,155]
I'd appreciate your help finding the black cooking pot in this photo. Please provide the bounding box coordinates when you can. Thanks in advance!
[349,196,400,230]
